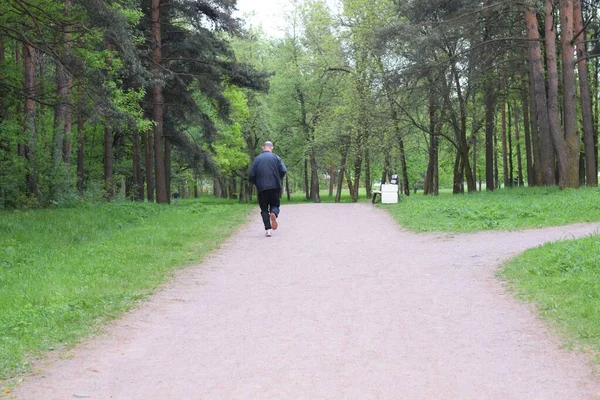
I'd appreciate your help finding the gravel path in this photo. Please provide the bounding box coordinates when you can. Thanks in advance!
[12,204,600,399]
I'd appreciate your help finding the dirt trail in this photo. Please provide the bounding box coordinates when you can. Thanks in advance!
[12,204,600,399]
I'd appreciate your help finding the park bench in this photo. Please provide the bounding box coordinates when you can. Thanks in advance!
[372,175,399,204]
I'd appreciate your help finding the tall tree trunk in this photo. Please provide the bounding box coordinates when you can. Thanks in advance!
[0,36,6,122]
[574,0,597,186]
[104,123,114,199]
[62,0,73,164]
[472,128,477,191]
[559,0,581,188]
[525,6,556,185]
[514,100,524,186]
[484,0,495,191]
[484,84,495,191]
[335,142,349,203]
[152,0,168,203]
[399,136,411,196]
[494,120,499,189]
[364,148,371,198]
[521,68,535,186]
[452,152,464,194]
[133,128,144,201]
[508,102,514,187]
[145,128,154,202]
[528,64,542,185]
[328,162,334,197]
[24,44,38,197]
[309,150,320,203]
[16,44,25,157]
[165,134,171,203]
[77,111,85,192]
[501,97,509,188]
[425,83,437,196]
[304,158,309,200]
[544,0,569,187]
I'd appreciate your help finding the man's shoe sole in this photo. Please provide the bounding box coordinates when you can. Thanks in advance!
[270,213,278,230]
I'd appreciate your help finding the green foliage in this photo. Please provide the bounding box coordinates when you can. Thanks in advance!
[501,235,600,359]
[0,199,251,378]
[385,187,600,232]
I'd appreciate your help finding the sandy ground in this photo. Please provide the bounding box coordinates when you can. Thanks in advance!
[10,204,600,400]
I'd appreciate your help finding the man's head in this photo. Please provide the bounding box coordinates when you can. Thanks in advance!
[262,141,274,152]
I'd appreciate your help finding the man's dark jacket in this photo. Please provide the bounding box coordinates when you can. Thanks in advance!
[249,151,287,192]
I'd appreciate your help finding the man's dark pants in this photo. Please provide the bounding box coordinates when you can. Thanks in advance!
[258,188,281,230]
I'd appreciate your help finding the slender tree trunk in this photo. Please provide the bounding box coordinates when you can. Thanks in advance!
[559,0,581,188]
[335,143,348,203]
[424,137,433,195]
[16,44,25,157]
[309,150,320,203]
[132,128,144,201]
[494,120,499,189]
[545,0,569,187]
[165,134,171,203]
[484,0,495,191]
[399,136,411,196]
[574,0,597,186]
[62,0,73,164]
[508,102,514,187]
[145,128,154,202]
[472,129,477,191]
[152,0,167,203]
[514,100,524,186]
[77,112,85,192]
[352,148,362,202]
[285,175,291,201]
[525,6,556,185]
[328,162,334,197]
[521,67,535,186]
[0,36,6,122]
[24,44,38,197]
[501,97,509,188]
[452,152,464,194]
[304,158,309,200]
[528,64,542,185]
[104,123,113,199]
[364,147,371,198]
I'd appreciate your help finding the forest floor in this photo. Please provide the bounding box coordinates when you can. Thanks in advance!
[9,204,600,399]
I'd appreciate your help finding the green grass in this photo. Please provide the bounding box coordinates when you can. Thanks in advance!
[385,186,600,232]
[0,198,251,379]
[500,235,600,359]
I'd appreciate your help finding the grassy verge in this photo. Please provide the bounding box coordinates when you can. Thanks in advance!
[385,186,600,232]
[0,198,251,380]
[500,235,600,359]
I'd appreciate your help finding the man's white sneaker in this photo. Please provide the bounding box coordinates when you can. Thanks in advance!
[265,229,272,237]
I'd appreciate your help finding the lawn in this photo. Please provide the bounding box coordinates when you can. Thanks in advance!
[384,186,600,232]
[500,235,600,360]
[0,198,251,379]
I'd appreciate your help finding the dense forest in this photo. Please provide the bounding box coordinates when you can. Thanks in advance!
[0,0,599,209]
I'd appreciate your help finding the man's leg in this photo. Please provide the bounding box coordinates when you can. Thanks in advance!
[266,189,281,230]
[257,190,271,230]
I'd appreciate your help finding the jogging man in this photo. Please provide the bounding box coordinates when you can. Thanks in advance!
[249,141,287,237]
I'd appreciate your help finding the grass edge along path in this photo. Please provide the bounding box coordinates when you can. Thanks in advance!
[499,235,600,363]
[0,199,251,381]
[385,187,600,233]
